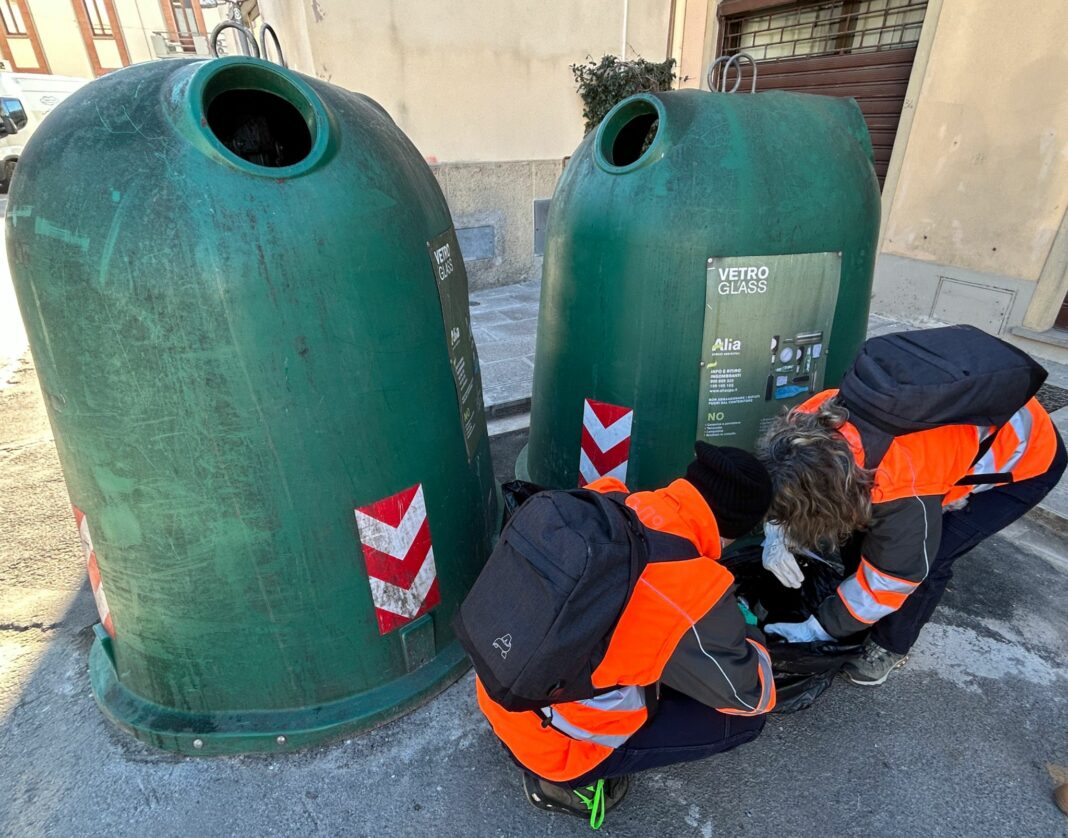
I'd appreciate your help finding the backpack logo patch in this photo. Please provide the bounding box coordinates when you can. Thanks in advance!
[493,633,512,659]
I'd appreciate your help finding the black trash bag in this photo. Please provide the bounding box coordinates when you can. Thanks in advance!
[722,545,863,714]
[722,544,847,624]
[771,671,837,714]
[769,639,864,675]
[500,480,547,526]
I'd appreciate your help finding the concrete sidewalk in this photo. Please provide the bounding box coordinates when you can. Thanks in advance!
[470,280,540,417]
[473,283,1068,414]
[2,356,1068,837]
[472,282,1068,532]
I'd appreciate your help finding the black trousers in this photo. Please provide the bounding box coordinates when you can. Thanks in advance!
[560,687,765,786]
[870,432,1067,656]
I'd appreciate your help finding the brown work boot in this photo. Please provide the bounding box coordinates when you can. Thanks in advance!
[842,638,908,686]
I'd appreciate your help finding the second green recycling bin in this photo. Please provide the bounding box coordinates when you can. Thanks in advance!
[523,89,881,490]
[7,56,497,753]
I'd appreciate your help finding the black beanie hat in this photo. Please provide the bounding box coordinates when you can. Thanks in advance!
[685,442,773,539]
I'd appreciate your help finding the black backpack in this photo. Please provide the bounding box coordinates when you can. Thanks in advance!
[838,325,1047,480]
[453,489,647,712]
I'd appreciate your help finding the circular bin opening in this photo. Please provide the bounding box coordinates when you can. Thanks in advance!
[202,65,315,168]
[597,98,662,170]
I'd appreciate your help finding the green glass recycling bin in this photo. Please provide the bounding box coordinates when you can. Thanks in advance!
[7,56,498,754]
[522,89,880,490]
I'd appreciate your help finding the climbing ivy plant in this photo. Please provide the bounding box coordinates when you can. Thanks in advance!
[570,55,677,135]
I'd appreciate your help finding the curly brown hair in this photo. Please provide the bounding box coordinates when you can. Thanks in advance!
[757,397,874,551]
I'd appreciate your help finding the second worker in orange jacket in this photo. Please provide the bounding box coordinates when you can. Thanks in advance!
[476,443,777,826]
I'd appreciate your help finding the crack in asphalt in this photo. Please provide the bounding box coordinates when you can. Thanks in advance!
[0,621,62,633]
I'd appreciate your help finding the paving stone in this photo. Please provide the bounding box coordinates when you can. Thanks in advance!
[470,282,1068,430]
[476,338,536,365]
[480,357,534,408]
[469,308,512,326]
[494,304,540,322]
[484,318,538,341]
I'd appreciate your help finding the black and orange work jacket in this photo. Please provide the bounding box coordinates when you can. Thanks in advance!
[476,476,775,783]
[799,389,1060,638]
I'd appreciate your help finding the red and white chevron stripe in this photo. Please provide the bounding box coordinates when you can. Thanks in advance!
[355,484,441,635]
[73,505,115,639]
[579,398,634,486]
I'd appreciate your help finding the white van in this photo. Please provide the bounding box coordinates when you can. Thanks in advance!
[0,72,89,192]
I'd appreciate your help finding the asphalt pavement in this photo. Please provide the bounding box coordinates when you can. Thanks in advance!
[1,357,1067,837]
[2,192,1067,835]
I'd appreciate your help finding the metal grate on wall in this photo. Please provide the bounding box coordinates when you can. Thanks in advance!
[723,0,927,62]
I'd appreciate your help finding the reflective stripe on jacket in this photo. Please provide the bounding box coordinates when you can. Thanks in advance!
[475,476,775,782]
[799,389,1059,637]
[943,398,1058,505]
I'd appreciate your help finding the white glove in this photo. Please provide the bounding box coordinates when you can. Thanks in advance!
[765,615,833,644]
[762,522,804,589]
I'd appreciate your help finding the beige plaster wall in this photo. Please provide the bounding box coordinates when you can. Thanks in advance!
[881,0,1068,283]
[674,0,713,89]
[257,0,672,162]
[113,0,171,66]
[24,0,90,77]
[21,0,233,79]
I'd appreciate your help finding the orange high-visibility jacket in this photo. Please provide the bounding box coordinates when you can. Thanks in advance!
[799,389,1059,637]
[476,477,775,783]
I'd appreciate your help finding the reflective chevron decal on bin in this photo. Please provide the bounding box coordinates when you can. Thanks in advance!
[355,484,441,634]
[579,398,634,486]
[73,505,115,639]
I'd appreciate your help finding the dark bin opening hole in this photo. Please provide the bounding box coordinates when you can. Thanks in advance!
[206,88,312,168]
[602,100,660,167]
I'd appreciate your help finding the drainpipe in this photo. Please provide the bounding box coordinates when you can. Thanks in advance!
[621,0,629,58]
[666,0,678,60]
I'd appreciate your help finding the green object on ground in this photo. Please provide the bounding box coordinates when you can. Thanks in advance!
[7,57,497,754]
[522,89,880,489]
[737,598,759,626]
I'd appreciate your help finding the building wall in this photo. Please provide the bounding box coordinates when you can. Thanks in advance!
[256,0,672,288]
[112,0,175,67]
[14,1,231,79]
[432,159,564,290]
[881,1,1068,281]
[257,0,672,164]
[673,0,714,89]
[25,0,90,77]
[678,1,1068,359]
[874,0,1068,356]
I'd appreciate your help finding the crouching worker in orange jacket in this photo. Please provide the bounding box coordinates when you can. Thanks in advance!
[454,443,776,829]
[755,326,1066,686]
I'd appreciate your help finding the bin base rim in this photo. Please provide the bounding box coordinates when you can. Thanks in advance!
[514,442,531,482]
[88,626,471,756]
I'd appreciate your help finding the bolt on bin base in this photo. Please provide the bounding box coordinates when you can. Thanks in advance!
[87,625,471,756]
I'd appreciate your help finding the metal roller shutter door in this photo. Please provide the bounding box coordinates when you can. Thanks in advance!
[718,0,928,187]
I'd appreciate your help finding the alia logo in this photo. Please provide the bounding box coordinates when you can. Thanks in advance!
[710,337,742,352]
[493,634,512,659]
